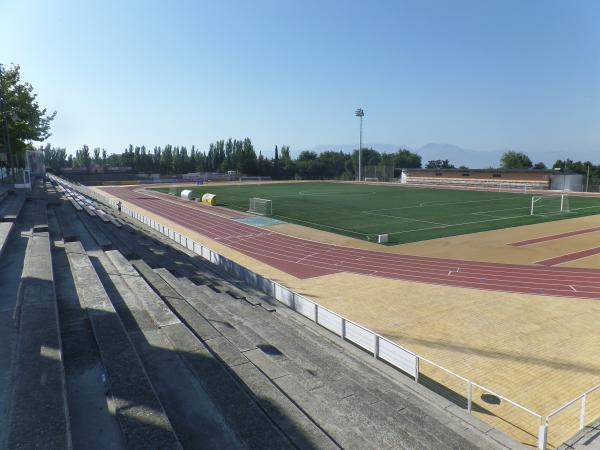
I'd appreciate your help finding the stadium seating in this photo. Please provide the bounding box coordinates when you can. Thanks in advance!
[0,177,522,449]
[404,176,548,191]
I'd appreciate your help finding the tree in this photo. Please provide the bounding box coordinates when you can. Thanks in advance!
[533,162,547,170]
[273,145,279,178]
[74,145,91,169]
[0,64,56,166]
[40,144,67,172]
[500,150,532,169]
[426,159,454,169]
[385,148,421,168]
[279,145,295,178]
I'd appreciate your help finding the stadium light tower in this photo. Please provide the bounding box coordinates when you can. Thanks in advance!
[355,108,364,181]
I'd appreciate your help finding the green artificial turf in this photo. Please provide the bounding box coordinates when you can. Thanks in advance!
[151,182,600,245]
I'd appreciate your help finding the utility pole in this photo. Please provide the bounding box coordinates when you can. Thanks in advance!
[355,108,364,181]
[0,64,14,184]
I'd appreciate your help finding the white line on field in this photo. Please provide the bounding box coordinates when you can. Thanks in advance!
[365,196,523,213]
[360,210,448,226]
[384,213,537,235]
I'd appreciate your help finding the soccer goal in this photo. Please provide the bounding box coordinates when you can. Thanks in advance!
[248,197,273,216]
[530,194,570,216]
[364,177,379,183]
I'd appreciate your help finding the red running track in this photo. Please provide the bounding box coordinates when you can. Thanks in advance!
[102,186,600,300]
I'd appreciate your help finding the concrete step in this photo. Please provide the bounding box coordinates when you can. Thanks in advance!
[91,250,289,449]
[63,241,180,450]
[155,270,258,353]
[32,199,49,233]
[90,249,244,449]
[0,221,14,258]
[104,250,179,328]
[150,268,339,449]
[48,207,125,450]
[55,202,80,243]
[78,211,112,249]
[0,199,34,448]
[4,201,71,450]
[131,260,220,341]
[0,193,25,223]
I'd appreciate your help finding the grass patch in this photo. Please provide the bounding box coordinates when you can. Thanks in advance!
[151,182,600,245]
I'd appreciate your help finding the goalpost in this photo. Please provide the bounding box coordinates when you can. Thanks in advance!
[248,197,273,216]
[530,194,570,216]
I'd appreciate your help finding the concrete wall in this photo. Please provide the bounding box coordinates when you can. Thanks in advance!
[550,174,584,191]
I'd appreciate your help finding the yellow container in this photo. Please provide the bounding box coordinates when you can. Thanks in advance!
[201,193,217,206]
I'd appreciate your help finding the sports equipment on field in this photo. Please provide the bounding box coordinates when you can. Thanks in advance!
[530,194,569,215]
[248,197,273,216]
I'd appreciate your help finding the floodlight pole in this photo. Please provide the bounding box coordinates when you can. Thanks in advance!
[355,108,364,181]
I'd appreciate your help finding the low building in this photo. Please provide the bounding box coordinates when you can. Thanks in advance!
[401,168,553,191]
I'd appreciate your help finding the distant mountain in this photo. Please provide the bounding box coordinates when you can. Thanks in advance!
[310,143,599,168]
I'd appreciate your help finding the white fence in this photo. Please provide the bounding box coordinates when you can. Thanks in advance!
[49,174,600,450]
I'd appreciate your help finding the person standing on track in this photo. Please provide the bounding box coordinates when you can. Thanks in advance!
[117,200,122,213]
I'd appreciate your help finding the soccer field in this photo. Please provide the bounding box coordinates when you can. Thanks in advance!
[153,182,600,244]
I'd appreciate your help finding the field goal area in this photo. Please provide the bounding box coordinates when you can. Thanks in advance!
[248,197,273,216]
[530,194,569,216]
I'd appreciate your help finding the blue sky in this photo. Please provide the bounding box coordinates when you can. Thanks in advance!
[2,0,599,159]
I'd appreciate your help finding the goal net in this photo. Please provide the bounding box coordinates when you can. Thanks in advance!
[530,194,570,216]
[248,197,273,216]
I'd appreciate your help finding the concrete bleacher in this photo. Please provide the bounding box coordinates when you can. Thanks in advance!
[0,176,527,449]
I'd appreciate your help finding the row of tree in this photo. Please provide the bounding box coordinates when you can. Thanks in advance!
[41,141,424,180]
[41,143,600,184]
[499,150,600,183]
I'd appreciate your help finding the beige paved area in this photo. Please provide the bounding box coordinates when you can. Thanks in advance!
[96,186,600,448]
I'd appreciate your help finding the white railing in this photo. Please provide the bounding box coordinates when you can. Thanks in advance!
[49,174,599,450]
[543,382,600,446]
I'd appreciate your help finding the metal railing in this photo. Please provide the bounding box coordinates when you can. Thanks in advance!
[49,174,600,450]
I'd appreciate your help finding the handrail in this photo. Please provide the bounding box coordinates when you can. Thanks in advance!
[547,382,600,419]
[416,355,541,418]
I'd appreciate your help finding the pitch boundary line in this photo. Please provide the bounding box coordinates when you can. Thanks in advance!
[360,210,448,226]
[365,196,525,213]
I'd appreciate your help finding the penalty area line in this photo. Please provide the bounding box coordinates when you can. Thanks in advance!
[360,210,447,226]
[383,212,541,236]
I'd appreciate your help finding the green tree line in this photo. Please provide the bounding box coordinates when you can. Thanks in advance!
[41,141,423,180]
